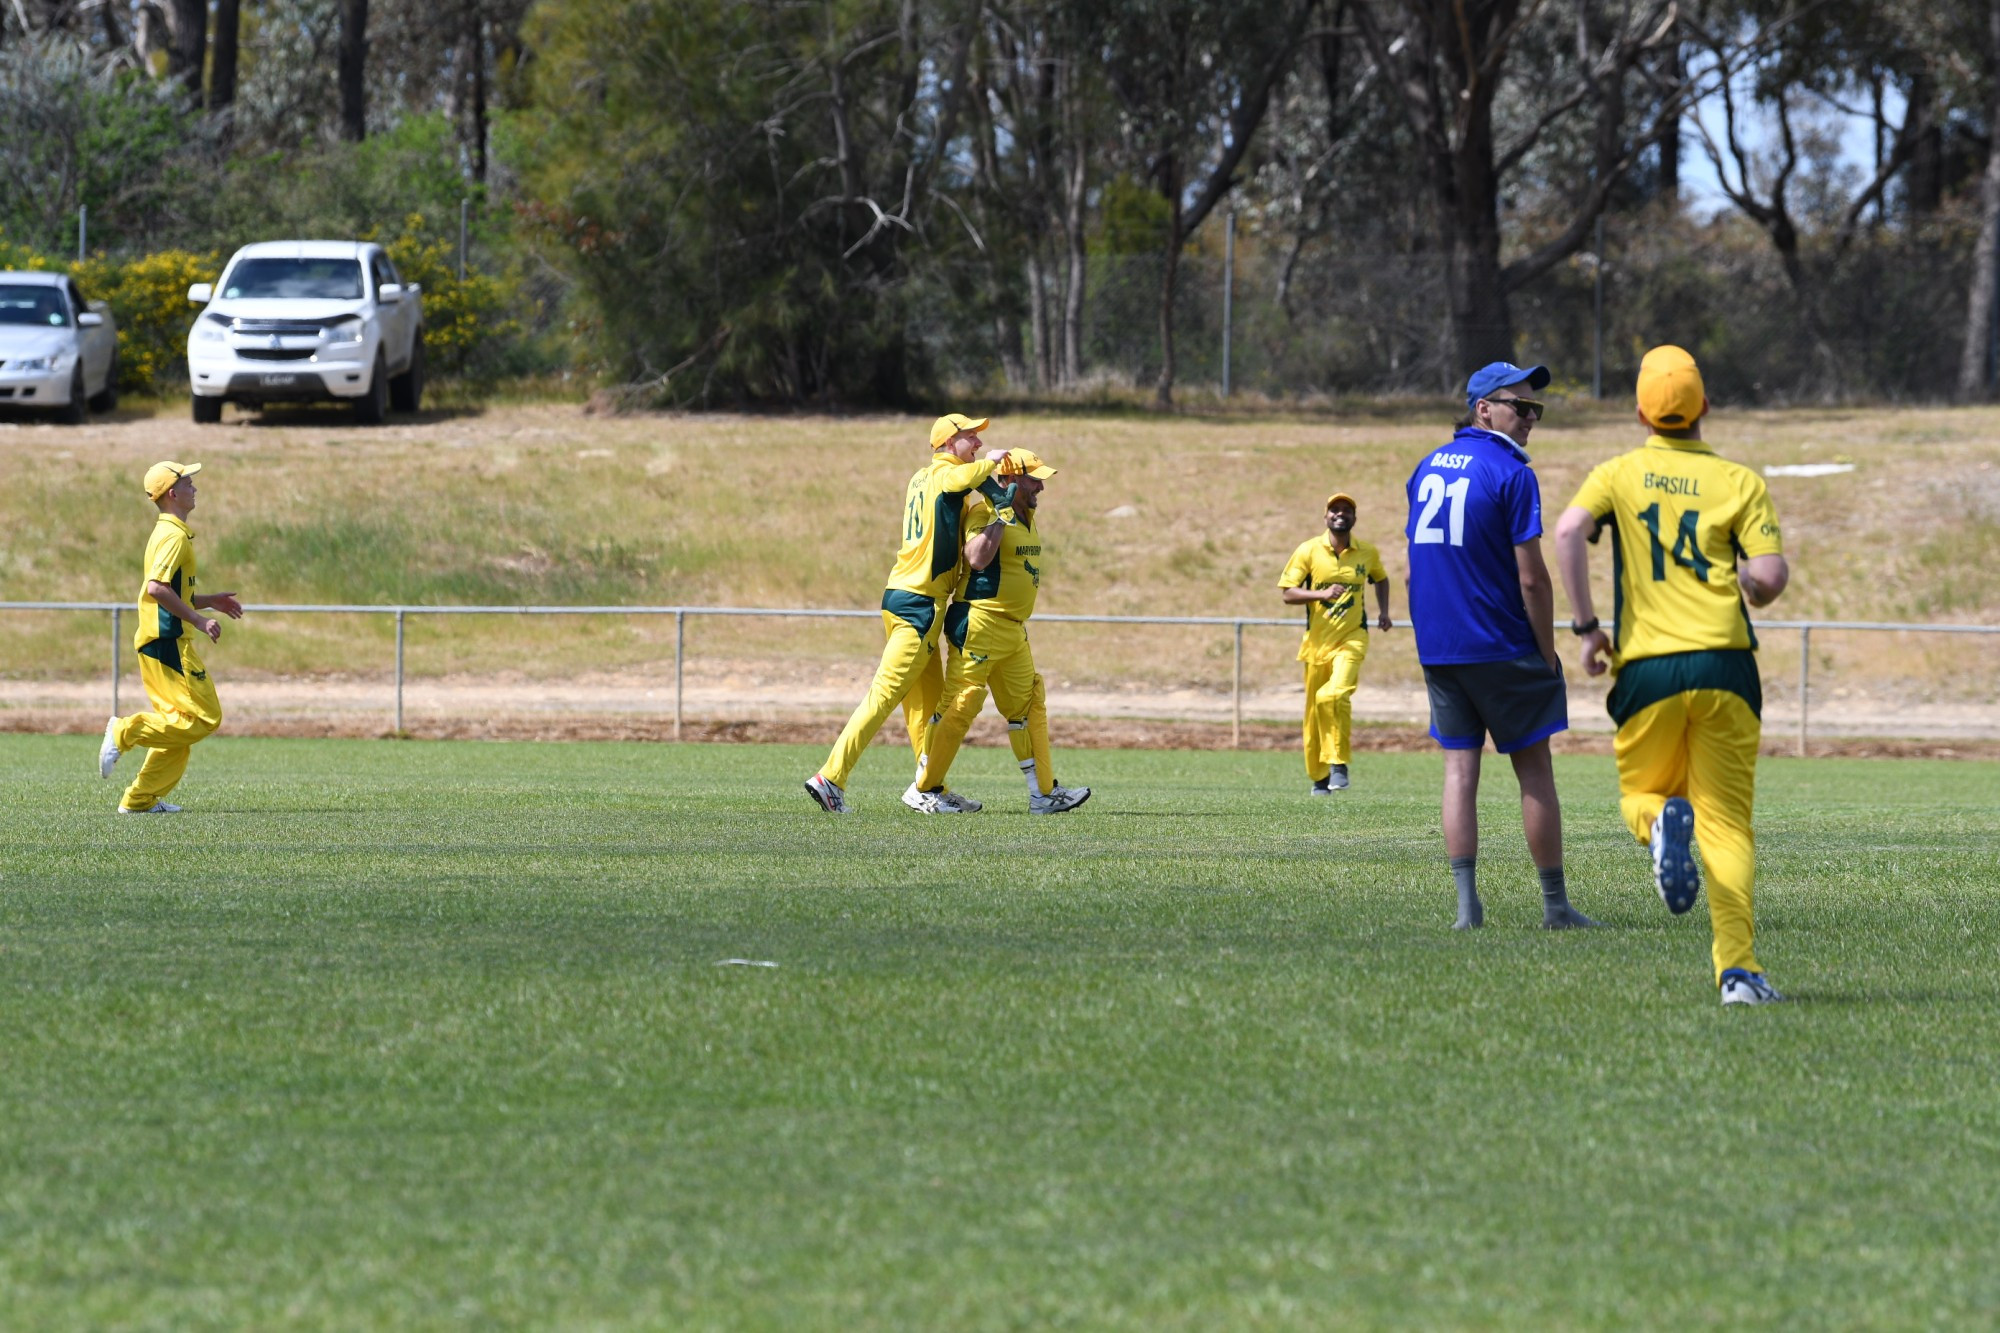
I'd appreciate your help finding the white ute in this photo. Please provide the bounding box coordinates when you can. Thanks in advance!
[0,271,120,424]
[187,240,424,424]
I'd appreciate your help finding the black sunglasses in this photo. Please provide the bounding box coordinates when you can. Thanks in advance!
[1484,395,1545,419]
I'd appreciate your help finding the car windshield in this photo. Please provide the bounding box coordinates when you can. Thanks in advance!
[221,258,364,301]
[0,284,69,327]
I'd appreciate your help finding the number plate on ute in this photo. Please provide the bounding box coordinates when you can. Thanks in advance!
[260,374,299,387]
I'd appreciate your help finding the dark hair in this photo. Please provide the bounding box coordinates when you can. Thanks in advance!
[1454,412,1477,430]
[1651,425,1700,440]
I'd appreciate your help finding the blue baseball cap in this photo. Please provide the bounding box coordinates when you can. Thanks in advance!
[1465,361,1551,411]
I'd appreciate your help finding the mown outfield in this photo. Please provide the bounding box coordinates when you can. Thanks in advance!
[7,734,1998,1327]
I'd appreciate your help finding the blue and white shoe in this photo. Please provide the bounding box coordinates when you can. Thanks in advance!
[1650,797,1700,915]
[1719,969,1784,1005]
[804,773,848,813]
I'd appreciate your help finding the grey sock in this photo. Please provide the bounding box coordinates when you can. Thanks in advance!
[1451,857,1483,930]
[1539,865,1599,929]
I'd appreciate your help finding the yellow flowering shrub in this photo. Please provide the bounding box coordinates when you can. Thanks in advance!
[368,213,522,373]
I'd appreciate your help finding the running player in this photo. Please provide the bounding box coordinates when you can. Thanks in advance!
[1405,363,1596,930]
[1554,345,1790,1004]
[97,462,244,813]
[804,414,1013,813]
[912,449,1089,814]
[1278,492,1391,792]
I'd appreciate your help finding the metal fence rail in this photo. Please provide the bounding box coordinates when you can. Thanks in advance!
[4,602,1997,754]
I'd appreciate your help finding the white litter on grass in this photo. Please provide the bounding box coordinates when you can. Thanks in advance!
[1105,504,1140,519]
[576,448,614,459]
[715,958,779,968]
[1764,463,1855,477]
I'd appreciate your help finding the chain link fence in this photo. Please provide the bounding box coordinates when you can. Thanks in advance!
[913,222,1978,404]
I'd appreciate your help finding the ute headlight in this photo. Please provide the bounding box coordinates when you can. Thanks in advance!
[194,324,227,344]
[324,317,365,345]
[12,355,56,372]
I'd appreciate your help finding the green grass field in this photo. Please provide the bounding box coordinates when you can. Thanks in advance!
[6,734,1999,1328]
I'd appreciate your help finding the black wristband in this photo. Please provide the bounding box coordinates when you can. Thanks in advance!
[1570,617,1600,636]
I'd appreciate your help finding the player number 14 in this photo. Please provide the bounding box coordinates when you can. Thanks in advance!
[1412,473,1469,546]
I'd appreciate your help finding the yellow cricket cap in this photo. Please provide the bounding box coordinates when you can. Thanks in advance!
[144,461,201,500]
[1636,345,1707,429]
[997,449,1056,479]
[1326,492,1357,510]
[929,413,989,449]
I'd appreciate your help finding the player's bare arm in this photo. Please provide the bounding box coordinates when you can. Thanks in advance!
[964,518,1005,571]
[1513,538,1560,672]
[1553,504,1613,676]
[1373,578,1394,631]
[1279,577,1361,605]
[196,592,245,619]
[1738,554,1789,607]
[145,579,223,643]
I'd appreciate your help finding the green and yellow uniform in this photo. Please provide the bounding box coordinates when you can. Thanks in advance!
[917,493,1058,794]
[1278,534,1387,778]
[819,452,1000,788]
[113,514,223,810]
[1570,434,1783,981]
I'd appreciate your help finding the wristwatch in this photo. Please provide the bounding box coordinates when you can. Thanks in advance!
[1569,617,1601,636]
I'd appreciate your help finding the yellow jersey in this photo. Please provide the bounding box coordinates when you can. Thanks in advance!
[135,514,196,651]
[1568,435,1783,666]
[885,454,1000,601]
[1278,534,1386,662]
[957,501,1046,622]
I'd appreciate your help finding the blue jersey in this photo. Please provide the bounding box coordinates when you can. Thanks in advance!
[1405,427,1545,665]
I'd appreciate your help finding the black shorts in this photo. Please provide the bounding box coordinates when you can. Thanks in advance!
[1423,654,1568,754]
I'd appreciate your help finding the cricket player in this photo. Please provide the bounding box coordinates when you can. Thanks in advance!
[1555,345,1790,1005]
[805,414,1015,813]
[97,462,244,813]
[911,449,1090,815]
[1278,492,1391,792]
[1405,362,1596,930]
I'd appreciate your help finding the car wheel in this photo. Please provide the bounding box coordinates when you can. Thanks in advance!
[55,366,87,425]
[389,333,425,413]
[192,394,223,424]
[354,351,388,425]
[89,350,120,413]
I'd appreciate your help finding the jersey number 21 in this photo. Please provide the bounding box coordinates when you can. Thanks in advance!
[1413,473,1469,545]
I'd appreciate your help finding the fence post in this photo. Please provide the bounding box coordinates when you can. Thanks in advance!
[1221,211,1235,399]
[1592,214,1605,398]
[78,205,87,261]
[395,609,406,733]
[110,606,120,717]
[1231,622,1243,749]
[674,609,685,742]
[1798,625,1809,757]
[459,197,470,281]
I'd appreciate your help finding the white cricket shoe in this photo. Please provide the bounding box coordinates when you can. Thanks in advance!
[901,782,962,813]
[936,789,983,813]
[99,716,123,778]
[1719,969,1785,1005]
[117,801,182,815]
[1029,783,1092,815]
[804,773,848,813]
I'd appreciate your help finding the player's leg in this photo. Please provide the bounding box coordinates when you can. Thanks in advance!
[1322,633,1367,776]
[118,648,221,811]
[1301,657,1332,786]
[915,617,1006,795]
[1443,747,1483,928]
[1613,692,1701,915]
[1685,690,1764,987]
[1483,655,1587,927]
[1505,739,1594,928]
[902,634,946,772]
[820,604,938,791]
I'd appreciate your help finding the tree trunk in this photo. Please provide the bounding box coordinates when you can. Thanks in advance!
[211,0,241,112]
[1906,67,1942,216]
[1026,250,1051,391]
[163,0,205,107]
[469,5,489,183]
[1657,43,1680,202]
[1444,86,1513,366]
[1958,5,2000,399]
[338,0,369,142]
